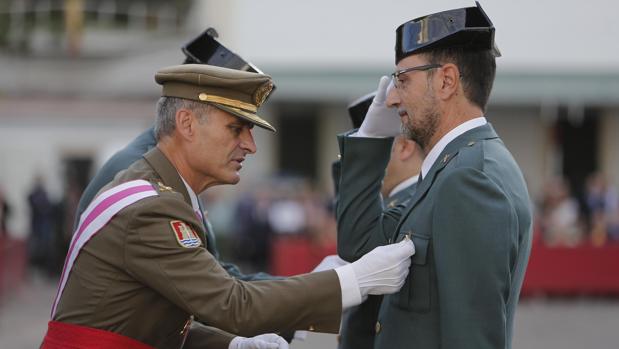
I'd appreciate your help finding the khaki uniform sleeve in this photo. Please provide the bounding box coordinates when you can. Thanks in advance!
[184,322,235,349]
[123,195,342,337]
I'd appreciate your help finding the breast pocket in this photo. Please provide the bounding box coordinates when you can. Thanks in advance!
[390,231,431,312]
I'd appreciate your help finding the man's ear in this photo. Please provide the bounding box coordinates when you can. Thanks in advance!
[434,63,460,101]
[175,108,195,141]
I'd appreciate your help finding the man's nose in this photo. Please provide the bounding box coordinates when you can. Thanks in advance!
[386,83,401,108]
[240,127,257,154]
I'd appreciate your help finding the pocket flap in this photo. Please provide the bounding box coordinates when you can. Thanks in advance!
[396,231,429,265]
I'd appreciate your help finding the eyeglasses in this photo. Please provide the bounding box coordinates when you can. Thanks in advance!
[391,63,442,89]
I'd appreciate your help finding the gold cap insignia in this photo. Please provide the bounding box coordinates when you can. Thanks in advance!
[253,81,274,107]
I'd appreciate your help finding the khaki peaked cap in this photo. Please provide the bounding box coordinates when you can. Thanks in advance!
[155,64,276,132]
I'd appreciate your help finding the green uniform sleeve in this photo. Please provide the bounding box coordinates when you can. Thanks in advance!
[335,134,397,261]
[123,195,342,337]
[433,167,516,349]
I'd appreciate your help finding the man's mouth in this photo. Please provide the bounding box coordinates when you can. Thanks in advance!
[232,158,245,168]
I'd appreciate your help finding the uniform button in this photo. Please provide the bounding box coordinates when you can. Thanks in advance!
[375,321,381,334]
[337,154,342,160]
[308,325,315,331]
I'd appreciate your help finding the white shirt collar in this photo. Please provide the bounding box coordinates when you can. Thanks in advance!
[421,117,487,179]
[179,175,201,215]
[388,175,419,198]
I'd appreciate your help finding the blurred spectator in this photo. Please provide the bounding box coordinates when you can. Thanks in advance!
[226,176,337,275]
[27,176,55,275]
[585,173,619,245]
[0,187,10,238]
[233,188,274,273]
[51,180,83,275]
[539,177,584,247]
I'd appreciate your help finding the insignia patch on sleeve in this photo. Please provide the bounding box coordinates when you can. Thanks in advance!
[170,220,202,248]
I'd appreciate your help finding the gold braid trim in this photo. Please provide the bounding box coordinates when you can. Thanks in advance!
[198,93,257,113]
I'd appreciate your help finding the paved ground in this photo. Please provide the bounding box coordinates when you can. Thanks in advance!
[1,274,618,349]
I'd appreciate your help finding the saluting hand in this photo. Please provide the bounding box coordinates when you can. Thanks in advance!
[356,76,401,138]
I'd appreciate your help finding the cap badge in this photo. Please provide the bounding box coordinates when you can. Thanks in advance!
[253,81,273,107]
[170,220,202,248]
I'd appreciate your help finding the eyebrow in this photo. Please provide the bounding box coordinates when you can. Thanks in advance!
[228,120,254,129]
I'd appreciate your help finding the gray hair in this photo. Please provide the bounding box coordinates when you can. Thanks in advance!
[154,97,210,140]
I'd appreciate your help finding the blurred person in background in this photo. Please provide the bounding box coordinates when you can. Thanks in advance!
[27,175,55,276]
[233,186,274,273]
[585,172,619,245]
[0,186,10,238]
[43,63,414,349]
[336,3,533,348]
[540,177,584,247]
[333,92,424,349]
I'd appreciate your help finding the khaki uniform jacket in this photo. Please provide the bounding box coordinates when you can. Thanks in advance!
[336,124,532,349]
[54,147,342,349]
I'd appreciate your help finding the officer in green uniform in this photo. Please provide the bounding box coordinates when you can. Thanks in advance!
[336,3,532,349]
[43,64,415,349]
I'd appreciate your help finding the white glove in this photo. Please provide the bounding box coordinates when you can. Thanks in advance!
[350,238,415,297]
[356,76,401,138]
[228,333,289,349]
[312,254,349,272]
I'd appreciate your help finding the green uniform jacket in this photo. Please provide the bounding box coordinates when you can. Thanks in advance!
[54,147,342,349]
[334,155,416,349]
[336,124,532,349]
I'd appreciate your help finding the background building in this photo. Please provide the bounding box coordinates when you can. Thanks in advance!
[2,0,619,240]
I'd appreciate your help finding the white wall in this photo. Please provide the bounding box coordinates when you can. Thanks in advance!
[195,0,619,71]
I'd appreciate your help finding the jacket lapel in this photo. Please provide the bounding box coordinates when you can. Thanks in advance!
[393,123,499,236]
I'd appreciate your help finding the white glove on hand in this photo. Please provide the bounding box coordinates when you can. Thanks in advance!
[356,76,401,138]
[351,238,415,297]
[312,254,349,272]
[229,334,289,349]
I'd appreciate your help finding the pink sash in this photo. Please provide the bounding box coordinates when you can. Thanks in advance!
[51,180,158,317]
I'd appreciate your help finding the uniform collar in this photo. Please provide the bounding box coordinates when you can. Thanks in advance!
[421,116,487,179]
[388,175,419,198]
[142,147,192,205]
[180,176,201,214]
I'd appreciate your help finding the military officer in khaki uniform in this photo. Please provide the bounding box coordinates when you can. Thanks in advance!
[41,64,415,349]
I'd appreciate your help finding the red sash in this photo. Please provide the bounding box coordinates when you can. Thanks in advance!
[41,321,155,349]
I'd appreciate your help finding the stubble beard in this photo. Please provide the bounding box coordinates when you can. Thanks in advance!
[402,92,440,151]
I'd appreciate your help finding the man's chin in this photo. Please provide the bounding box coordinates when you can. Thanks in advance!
[226,173,241,185]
